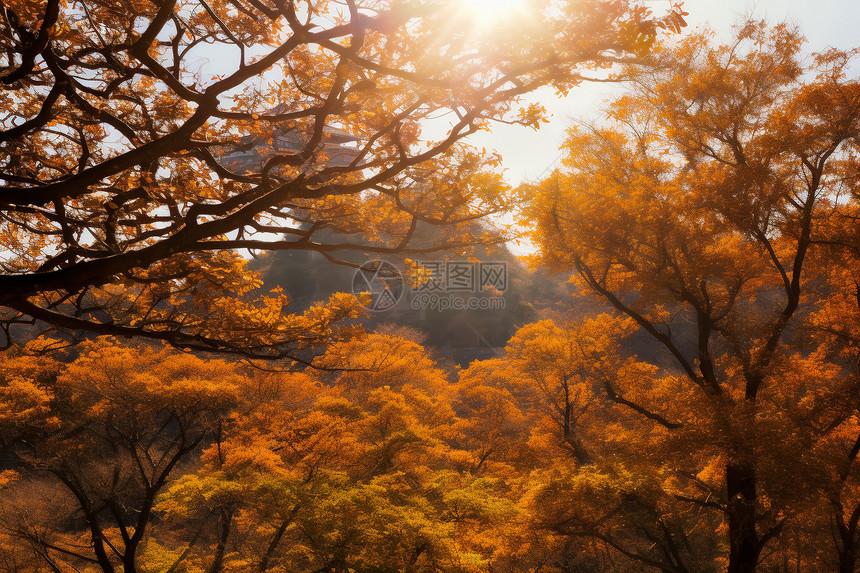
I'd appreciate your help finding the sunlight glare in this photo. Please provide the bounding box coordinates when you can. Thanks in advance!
[460,0,530,28]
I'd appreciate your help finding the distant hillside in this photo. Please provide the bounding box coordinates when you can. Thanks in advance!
[250,223,590,363]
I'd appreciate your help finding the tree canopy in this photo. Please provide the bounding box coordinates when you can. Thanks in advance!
[526,19,860,573]
[11,2,860,573]
[0,0,684,357]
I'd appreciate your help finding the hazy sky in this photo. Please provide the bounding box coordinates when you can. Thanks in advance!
[474,0,860,184]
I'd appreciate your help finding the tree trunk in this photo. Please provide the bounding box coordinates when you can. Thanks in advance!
[836,502,860,573]
[836,432,860,573]
[839,549,855,573]
[561,377,591,464]
[727,463,760,573]
[259,504,301,572]
[91,530,116,573]
[208,508,233,573]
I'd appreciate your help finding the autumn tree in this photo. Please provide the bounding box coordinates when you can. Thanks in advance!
[527,20,860,573]
[458,315,717,573]
[148,329,516,572]
[0,338,246,572]
[0,0,685,358]
[807,231,860,572]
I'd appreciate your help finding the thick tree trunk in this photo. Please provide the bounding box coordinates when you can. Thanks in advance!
[839,550,855,573]
[727,463,761,573]
[835,502,860,573]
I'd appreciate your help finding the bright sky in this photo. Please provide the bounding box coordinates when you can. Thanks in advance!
[473,0,860,185]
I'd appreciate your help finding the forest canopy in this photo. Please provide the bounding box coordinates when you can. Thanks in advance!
[4,2,860,573]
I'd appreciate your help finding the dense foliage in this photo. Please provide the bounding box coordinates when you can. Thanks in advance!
[527,20,860,573]
[4,1,860,572]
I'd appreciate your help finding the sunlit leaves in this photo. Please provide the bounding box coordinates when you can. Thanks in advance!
[525,18,860,572]
[0,0,686,351]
